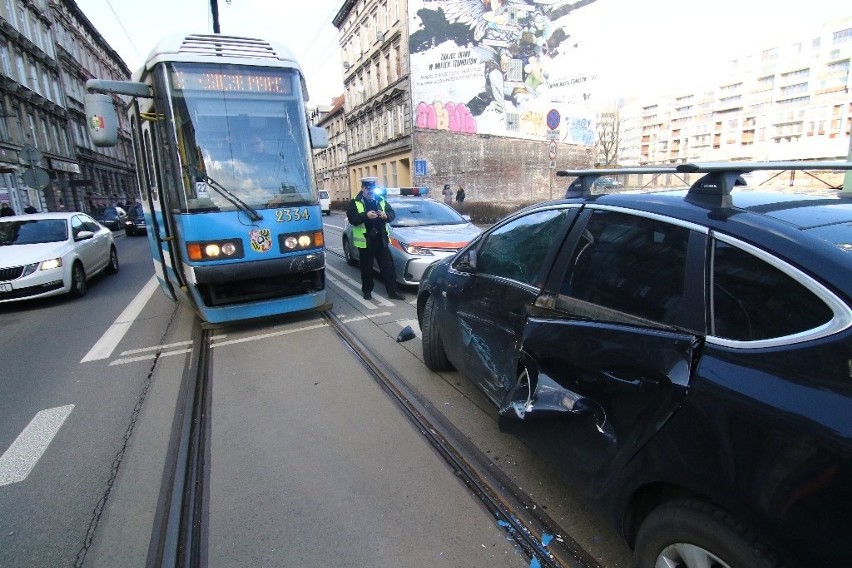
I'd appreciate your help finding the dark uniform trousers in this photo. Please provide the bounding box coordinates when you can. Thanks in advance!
[360,234,399,297]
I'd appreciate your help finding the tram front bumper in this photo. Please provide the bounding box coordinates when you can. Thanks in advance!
[186,251,325,307]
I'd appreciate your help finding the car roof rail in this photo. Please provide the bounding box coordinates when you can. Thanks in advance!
[678,160,852,207]
[557,167,679,197]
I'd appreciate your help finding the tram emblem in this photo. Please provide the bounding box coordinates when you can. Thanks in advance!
[249,228,273,253]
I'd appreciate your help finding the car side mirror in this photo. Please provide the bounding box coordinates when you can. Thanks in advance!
[76,230,95,240]
[454,249,477,273]
[462,214,471,222]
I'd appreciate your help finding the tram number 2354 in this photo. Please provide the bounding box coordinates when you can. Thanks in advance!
[275,208,311,222]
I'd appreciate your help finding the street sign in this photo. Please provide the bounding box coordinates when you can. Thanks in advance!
[21,166,50,189]
[414,159,427,177]
[548,141,558,160]
[546,109,561,130]
[546,129,560,140]
[549,160,556,170]
[19,145,43,167]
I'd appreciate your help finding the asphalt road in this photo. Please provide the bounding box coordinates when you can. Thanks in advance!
[0,220,634,567]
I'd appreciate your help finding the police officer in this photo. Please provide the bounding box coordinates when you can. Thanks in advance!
[346,178,405,301]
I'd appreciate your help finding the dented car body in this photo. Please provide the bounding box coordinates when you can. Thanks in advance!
[416,162,852,568]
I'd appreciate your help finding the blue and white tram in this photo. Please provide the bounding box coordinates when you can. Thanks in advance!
[84,34,330,324]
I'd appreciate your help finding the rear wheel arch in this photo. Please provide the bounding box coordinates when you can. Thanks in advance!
[633,498,785,568]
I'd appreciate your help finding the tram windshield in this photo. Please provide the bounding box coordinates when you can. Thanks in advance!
[168,63,316,213]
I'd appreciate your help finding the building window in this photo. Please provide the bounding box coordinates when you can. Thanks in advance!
[396,104,405,135]
[506,112,519,131]
[26,112,37,145]
[15,50,26,87]
[507,59,523,82]
[832,28,852,45]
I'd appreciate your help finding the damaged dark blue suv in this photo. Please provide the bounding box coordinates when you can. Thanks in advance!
[417,161,852,568]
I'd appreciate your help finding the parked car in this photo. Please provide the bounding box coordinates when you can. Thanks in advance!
[319,190,331,216]
[417,162,852,568]
[91,206,127,230]
[592,176,623,190]
[0,212,119,302]
[123,204,147,236]
[342,189,482,286]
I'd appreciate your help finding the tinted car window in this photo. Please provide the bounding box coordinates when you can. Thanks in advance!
[0,219,67,244]
[711,240,834,341]
[562,210,691,325]
[476,208,568,286]
[390,199,466,227]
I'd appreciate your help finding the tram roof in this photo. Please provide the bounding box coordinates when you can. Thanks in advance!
[133,33,303,81]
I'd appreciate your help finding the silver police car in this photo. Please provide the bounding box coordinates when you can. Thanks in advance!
[342,188,481,286]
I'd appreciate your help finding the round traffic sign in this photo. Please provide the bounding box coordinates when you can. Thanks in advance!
[19,145,43,167]
[548,141,558,160]
[546,109,561,130]
[22,166,50,189]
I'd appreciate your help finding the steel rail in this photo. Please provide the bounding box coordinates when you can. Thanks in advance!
[147,320,211,568]
[321,310,602,568]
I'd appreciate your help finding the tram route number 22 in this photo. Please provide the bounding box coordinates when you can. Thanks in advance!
[275,208,311,222]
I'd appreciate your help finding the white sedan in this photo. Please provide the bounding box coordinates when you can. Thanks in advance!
[0,212,119,302]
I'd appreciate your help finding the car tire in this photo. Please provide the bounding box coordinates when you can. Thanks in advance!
[634,499,782,568]
[343,237,358,266]
[422,295,453,372]
[106,246,119,274]
[69,262,86,298]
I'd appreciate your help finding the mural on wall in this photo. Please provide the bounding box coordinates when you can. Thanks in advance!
[409,0,599,142]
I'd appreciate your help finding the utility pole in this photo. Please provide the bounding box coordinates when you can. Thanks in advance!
[210,0,220,33]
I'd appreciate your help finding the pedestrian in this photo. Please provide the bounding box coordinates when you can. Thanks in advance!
[24,205,37,214]
[346,177,405,301]
[0,202,15,216]
[442,183,453,204]
[455,186,465,203]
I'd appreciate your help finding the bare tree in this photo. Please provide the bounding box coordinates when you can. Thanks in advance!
[595,105,621,166]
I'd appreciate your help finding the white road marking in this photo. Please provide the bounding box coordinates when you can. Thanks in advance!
[0,405,74,486]
[118,340,194,356]
[326,265,393,307]
[109,348,193,366]
[81,276,160,362]
[210,322,328,348]
[339,312,392,323]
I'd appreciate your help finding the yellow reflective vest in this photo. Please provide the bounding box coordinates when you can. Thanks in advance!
[351,196,390,248]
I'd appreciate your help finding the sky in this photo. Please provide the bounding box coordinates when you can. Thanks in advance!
[75,0,347,106]
[74,0,850,106]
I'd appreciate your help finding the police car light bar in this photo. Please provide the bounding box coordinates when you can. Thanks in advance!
[384,187,429,196]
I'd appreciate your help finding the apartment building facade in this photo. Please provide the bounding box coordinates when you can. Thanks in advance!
[311,94,350,205]
[625,16,852,168]
[333,0,412,196]
[0,0,135,214]
[332,0,596,202]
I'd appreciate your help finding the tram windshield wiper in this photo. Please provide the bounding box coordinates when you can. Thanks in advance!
[192,170,263,222]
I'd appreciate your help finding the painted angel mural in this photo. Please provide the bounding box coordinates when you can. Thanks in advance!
[409,0,598,140]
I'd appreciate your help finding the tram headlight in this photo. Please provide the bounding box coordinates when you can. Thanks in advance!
[204,243,222,258]
[187,239,244,261]
[278,231,324,252]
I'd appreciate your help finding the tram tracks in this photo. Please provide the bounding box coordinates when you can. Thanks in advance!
[150,309,602,567]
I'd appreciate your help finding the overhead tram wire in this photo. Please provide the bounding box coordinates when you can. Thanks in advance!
[103,0,144,63]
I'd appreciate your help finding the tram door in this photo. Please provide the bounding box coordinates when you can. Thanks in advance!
[135,105,180,302]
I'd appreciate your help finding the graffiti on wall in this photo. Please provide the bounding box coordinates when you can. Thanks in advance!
[409,0,599,142]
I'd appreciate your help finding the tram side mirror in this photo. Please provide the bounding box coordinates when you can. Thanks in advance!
[84,93,118,147]
[309,125,329,149]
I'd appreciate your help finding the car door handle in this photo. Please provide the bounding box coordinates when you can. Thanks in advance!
[600,370,663,390]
